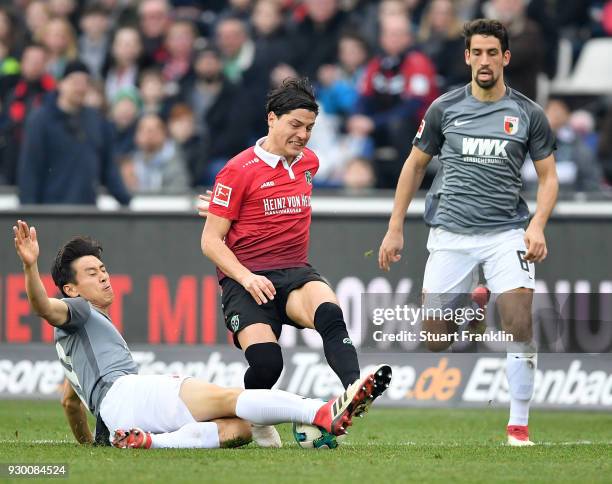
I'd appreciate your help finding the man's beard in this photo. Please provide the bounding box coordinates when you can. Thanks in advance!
[474,70,497,89]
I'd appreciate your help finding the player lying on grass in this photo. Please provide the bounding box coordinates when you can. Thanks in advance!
[13,219,392,449]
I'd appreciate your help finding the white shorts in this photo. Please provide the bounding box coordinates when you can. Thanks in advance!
[423,227,535,302]
[99,374,196,436]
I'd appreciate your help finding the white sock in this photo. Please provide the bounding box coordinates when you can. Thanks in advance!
[235,390,322,426]
[506,342,537,427]
[150,422,220,449]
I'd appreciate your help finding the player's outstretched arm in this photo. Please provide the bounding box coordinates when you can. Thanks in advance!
[524,154,559,263]
[61,380,93,445]
[13,220,69,326]
[379,146,432,271]
[201,214,276,305]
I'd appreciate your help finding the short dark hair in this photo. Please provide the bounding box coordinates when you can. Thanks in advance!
[463,19,509,53]
[51,237,103,297]
[265,77,319,117]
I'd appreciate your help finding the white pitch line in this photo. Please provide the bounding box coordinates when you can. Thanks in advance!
[344,441,612,447]
[0,439,73,444]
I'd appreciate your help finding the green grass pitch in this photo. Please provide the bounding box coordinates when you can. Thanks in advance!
[0,400,610,483]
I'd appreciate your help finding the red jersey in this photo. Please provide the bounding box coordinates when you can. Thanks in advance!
[208,138,319,280]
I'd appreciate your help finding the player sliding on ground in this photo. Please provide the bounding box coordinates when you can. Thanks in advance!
[13,219,392,449]
[378,19,559,446]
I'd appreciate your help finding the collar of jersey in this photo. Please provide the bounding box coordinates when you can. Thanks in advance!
[254,137,303,179]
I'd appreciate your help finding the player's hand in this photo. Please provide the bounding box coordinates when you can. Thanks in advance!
[197,190,212,218]
[13,219,40,267]
[240,273,277,305]
[378,229,403,271]
[524,224,547,262]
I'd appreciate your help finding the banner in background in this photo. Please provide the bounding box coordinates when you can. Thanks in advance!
[0,214,610,347]
[0,345,610,409]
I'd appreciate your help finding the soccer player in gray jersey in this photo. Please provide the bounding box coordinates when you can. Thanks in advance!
[378,19,559,446]
[13,219,391,449]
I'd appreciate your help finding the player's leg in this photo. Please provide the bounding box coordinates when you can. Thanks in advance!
[113,418,252,449]
[482,229,536,446]
[236,323,285,447]
[221,277,285,447]
[421,229,480,351]
[178,370,392,435]
[286,278,361,388]
[222,277,284,391]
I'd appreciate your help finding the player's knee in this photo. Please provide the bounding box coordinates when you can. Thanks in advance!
[425,338,452,352]
[313,302,347,337]
[422,320,454,352]
[244,342,283,389]
[216,418,252,448]
[502,313,533,341]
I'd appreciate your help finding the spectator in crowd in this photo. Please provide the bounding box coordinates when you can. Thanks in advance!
[122,113,190,193]
[215,16,258,85]
[342,156,376,191]
[348,14,438,188]
[0,44,55,185]
[307,32,373,185]
[42,17,78,80]
[17,61,131,205]
[482,0,545,100]
[83,79,107,112]
[0,7,23,63]
[289,0,346,80]
[250,0,292,69]
[78,3,111,80]
[139,0,171,66]
[522,99,602,193]
[219,0,254,23]
[105,27,143,102]
[24,1,51,44]
[418,0,470,91]
[161,20,196,86]
[48,0,79,26]
[597,107,612,185]
[171,46,252,185]
[167,103,205,187]
[139,67,167,115]
[109,88,141,159]
[317,32,370,118]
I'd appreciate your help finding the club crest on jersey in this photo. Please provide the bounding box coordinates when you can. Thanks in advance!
[230,315,240,332]
[305,170,312,185]
[213,183,232,207]
[504,116,519,135]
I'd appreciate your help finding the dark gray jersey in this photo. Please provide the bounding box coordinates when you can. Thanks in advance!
[54,297,138,415]
[413,84,556,233]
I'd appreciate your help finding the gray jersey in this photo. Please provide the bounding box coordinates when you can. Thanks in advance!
[54,297,138,415]
[413,85,556,234]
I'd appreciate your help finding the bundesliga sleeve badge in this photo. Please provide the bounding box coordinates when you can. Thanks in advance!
[504,116,519,135]
[212,183,232,207]
[416,119,426,139]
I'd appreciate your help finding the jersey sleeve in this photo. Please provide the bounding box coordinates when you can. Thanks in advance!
[208,164,248,220]
[412,100,444,156]
[62,297,91,332]
[528,106,557,161]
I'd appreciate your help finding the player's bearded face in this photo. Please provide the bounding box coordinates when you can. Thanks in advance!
[466,35,509,90]
[268,109,317,158]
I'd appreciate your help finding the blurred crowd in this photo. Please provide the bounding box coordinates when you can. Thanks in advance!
[0,0,611,205]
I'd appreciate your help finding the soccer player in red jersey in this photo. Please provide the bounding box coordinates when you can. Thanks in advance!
[202,78,389,446]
